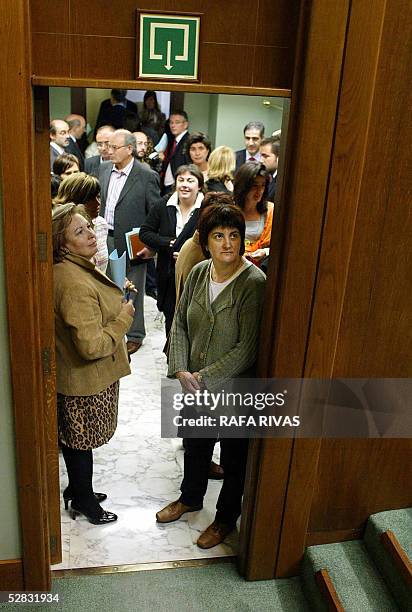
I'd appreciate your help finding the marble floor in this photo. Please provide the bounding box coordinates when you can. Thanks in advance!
[54,297,238,570]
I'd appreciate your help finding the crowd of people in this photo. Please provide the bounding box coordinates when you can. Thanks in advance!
[50,89,280,548]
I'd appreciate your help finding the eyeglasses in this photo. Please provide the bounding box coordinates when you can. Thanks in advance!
[136,141,148,147]
[107,144,130,151]
[96,141,110,148]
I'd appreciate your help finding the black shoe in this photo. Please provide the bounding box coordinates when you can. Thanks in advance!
[70,502,117,525]
[63,488,107,511]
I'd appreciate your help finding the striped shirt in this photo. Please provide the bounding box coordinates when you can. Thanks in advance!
[104,158,134,229]
[92,216,109,273]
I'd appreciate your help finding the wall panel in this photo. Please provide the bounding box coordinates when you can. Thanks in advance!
[30,0,299,89]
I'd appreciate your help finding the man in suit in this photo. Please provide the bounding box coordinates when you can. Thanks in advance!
[99,129,161,354]
[161,110,190,195]
[85,125,115,177]
[94,89,138,137]
[49,119,70,171]
[260,137,280,202]
[65,114,86,170]
[235,121,265,170]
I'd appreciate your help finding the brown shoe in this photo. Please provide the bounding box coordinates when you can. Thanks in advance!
[197,520,235,549]
[156,500,203,523]
[208,460,224,480]
[127,340,142,354]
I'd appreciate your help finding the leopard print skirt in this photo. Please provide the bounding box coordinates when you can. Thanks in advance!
[57,381,119,450]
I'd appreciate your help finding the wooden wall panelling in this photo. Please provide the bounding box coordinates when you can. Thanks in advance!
[0,0,50,591]
[277,0,412,575]
[0,560,24,591]
[33,85,62,565]
[311,0,412,531]
[31,34,71,78]
[30,0,299,89]
[31,77,290,99]
[241,0,351,579]
[307,439,412,540]
[29,0,70,34]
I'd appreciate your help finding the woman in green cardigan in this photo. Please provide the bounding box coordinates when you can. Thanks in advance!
[156,204,266,549]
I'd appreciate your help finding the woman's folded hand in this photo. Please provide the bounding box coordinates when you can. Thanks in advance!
[176,371,201,393]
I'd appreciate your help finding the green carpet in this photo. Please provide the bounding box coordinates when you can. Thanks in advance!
[364,508,412,611]
[302,540,400,611]
[0,563,310,612]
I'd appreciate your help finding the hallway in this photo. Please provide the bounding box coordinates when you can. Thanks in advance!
[54,297,238,570]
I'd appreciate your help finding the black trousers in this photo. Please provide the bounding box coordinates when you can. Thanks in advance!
[61,444,102,516]
[179,437,249,525]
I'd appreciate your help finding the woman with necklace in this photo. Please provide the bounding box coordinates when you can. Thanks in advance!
[140,164,204,335]
[156,204,266,549]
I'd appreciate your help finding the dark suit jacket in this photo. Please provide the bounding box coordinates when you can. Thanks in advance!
[161,132,190,186]
[99,160,161,261]
[205,178,231,194]
[65,138,84,170]
[94,99,138,136]
[267,173,277,203]
[235,149,247,171]
[50,145,61,171]
[84,155,101,178]
[139,200,199,313]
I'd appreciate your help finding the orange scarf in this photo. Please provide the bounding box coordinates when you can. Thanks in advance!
[244,202,274,253]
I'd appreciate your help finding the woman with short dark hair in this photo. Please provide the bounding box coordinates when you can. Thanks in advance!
[156,203,266,549]
[140,164,205,335]
[53,153,80,179]
[185,132,212,181]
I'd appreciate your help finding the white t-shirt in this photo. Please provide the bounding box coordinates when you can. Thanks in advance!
[209,258,251,303]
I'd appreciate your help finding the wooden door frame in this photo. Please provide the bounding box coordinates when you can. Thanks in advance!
[1,0,359,590]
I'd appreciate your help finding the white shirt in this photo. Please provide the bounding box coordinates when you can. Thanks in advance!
[209,259,251,303]
[104,158,134,229]
[50,142,65,155]
[164,130,188,187]
[246,151,261,163]
[166,191,204,237]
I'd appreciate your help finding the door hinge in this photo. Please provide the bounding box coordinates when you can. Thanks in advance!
[41,347,51,375]
[37,232,48,262]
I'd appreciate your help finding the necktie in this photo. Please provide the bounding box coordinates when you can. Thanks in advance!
[249,156,256,162]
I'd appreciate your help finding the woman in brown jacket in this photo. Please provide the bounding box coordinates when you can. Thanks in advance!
[52,203,134,524]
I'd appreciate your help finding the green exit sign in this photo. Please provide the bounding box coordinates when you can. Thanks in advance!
[138,13,200,81]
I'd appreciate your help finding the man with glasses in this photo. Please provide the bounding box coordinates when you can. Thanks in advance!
[85,125,115,177]
[99,129,161,353]
[161,110,190,194]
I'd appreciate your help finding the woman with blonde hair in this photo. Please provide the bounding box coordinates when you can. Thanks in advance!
[53,172,109,272]
[205,146,236,194]
[52,203,134,524]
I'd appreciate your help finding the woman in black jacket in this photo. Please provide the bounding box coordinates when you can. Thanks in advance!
[140,164,204,335]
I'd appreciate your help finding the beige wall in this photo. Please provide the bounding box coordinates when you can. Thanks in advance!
[0,175,21,559]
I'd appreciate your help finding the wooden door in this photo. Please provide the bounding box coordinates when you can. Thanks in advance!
[33,86,62,565]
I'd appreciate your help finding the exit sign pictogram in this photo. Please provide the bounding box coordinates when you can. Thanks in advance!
[138,13,200,81]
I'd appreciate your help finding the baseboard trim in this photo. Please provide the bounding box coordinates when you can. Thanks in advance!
[306,528,363,546]
[0,559,24,591]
